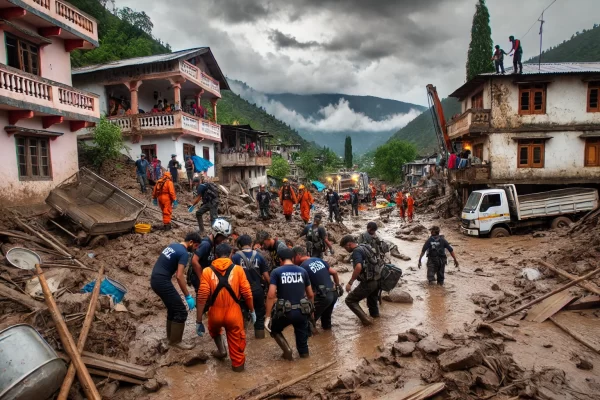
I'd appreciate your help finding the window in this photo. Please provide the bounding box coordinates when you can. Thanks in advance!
[585,138,600,167]
[183,143,195,157]
[519,84,546,115]
[6,34,40,75]
[518,139,545,168]
[16,136,51,180]
[203,146,210,161]
[471,91,484,109]
[141,144,157,160]
[474,144,484,160]
[588,82,599,113]
[479,194,501,212]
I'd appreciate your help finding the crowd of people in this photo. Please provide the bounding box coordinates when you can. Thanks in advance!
[108,97,208,118]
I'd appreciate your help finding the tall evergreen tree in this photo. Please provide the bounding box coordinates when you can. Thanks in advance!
[466,0,494,81]
[344,136,353,168]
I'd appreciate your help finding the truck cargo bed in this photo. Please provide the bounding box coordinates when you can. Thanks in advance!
[518,188,598,219]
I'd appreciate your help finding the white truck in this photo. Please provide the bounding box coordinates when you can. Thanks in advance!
[460,184,599,238]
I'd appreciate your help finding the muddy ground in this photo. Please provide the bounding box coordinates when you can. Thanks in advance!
[1,162,599,399]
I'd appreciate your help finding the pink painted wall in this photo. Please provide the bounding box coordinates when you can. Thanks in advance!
[0,112,79,204]
[40,37,72,85]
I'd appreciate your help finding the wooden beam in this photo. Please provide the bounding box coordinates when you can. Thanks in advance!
[538,260,600,296]
[59,351,154,380]
[549,316,600,354]
[70,121,90,132]
[38,27,62,37]
[42,116,64,129]
[0,282,46,311]
[8,110,34,125]
[64,39,85,52]
[0,7,26,20]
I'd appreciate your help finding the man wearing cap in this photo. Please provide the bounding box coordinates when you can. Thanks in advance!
[135,154,150,193]
[418,226,458,285]
[358,222,390,265]
[325,187,341,223]
[299,214,334,259]
[350,188,360,217]
[256,184,271,220]
[255,231,289,271]
[279,179,297,221]
[168,154,181,185]
[298,185,314,224]
[406,193,415,223]
[185,155,195,191]
[265,248,314,360]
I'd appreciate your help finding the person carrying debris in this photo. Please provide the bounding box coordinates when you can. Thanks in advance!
[340,235,382,325]
[135,154,150,193]
[298,185,314,224]
[370,184,377,207]
[395,190,405,221]
[189,178,220,234]
[292,246,342,331]
[350,188,360,217]
[256,184,271,220]
[150,232,202,350]
[299,214,334,259]
[168,154,181,185]
[185,156,195,191]
[152,171,178,230]
[508,35,523,74]
[196,243,255,372]
[417,226,459,285]
[325,187,341,222]
[232,235,270,339]
[406,193,415,223]
[279,179,298,221]
[265,248,314,360]
[255,230,289,271]
[492,45,507,74]
[358,222,390,265]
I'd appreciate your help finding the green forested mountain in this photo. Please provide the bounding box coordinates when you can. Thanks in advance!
[387,97,461,154]
[527,24,600,63]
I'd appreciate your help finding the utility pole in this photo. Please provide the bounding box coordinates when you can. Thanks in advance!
[538,12,545,72]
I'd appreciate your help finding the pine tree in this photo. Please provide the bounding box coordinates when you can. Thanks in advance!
[466,0,494,81]
[344,136,353,168]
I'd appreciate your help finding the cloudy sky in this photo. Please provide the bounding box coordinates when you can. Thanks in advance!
[116,0,598,106]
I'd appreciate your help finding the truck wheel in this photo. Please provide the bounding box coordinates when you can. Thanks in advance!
[88,235,109,249]
[490,227,510,238]
[551,216,572,229]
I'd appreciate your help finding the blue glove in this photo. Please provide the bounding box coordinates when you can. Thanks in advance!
[310,204,315,210]
[188,205,195,213]
[196,322,205,337]
[172,200,179,209]
[152,199,158,206]
[250,311,257,324]
[185,294,196,310]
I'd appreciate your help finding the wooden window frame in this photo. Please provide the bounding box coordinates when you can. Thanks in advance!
[584,138,600,167]
[471,91,484,109]
[5,33,40,76]
[519,84,546,115]
[15,135,52,181]
[587,82,600,113]
[473,143,484,160]
[140,144,157,160]
[517,139,545,168]
[183,143,195,157]
[202,146,210,161]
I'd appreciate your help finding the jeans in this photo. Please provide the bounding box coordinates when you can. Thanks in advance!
[169,168,178,184]
[196,200,218,232]
[259,206,270,219]
[150,274,188,323]
[427,258,446,284]
[328,205,340,222]
[495,59,505,73]
[513,52,522,73]
[271,310,310,355]
[345,279,380,317]
[137,174,149,193]
[314,291,337,329]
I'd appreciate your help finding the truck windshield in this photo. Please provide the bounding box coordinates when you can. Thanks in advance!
[464,192,482,212]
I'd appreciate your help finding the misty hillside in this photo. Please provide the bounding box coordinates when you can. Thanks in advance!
[527,24,600,63]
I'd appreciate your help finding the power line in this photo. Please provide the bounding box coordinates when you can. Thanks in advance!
[521,0,558,39]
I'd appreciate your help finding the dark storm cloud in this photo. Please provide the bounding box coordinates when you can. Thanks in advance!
[268,29,319,50]
[205,0,277,23]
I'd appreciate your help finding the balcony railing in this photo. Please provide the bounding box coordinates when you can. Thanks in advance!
[448,165,491,184]
[447,109,491,138]
[218,153,272,168]
[0,64,98,118]
[108,111,221,141]
[179,61,220,96]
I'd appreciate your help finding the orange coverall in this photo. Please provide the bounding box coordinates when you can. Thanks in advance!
[298,190,314,223]
[152,172,176,224]
[371,185,377,207]
[395,192,405,220]
[407,196,415,222]
[278,185,298,217]
[198,258,254,368]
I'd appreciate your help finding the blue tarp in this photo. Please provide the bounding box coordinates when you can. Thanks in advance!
[191,155,214,172]
[311,180,326,192]
[82,278,128,303]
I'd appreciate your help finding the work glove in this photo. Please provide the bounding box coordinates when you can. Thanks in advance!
[310,204,315,210]
[152,199,158,206]
[196,321,205,337]
[188,205,195,213]
[250,311,257,324]
[264,317,272,333]
[185,294,196,310]
[172,200,179,208]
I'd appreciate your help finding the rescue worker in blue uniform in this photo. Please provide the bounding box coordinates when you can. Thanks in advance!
[265,248,314,360]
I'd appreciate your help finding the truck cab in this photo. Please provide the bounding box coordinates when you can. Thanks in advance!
[461,189,511,237]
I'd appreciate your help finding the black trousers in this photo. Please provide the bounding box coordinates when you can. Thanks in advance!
[352,204,359,216]
[427,258,446,284]
[314,291,337,329]
[259,206,270,219]
[328,205,340,222]
[169,168,179,184]
[151,275,188,323]
[242,288,266,331]
[513,53,522,72]
[196,200,218,231]
[345,279,380,317]
[495,60,505,73]
[271,310,310,355]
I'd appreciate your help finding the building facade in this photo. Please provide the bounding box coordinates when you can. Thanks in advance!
[72,47,229,178]
[447,63,600,188]
[268,143,305,181]
[0,0,100,203]
[402,155,438,186]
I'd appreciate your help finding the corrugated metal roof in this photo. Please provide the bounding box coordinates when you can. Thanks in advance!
[72,48,208,75]
[482,62,600,75]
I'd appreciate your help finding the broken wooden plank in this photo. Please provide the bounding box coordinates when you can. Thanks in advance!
[86,368,145,385]
[538,260,600,296]
[564,295,600,310]
[377,382,446,400]
[59,351,153,380]
[549,316,600,355]
[0,281,46,310]
[525,291,578,323]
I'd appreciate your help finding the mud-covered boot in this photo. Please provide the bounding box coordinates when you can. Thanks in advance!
[212,335,227,359]
[255,329,265,339]
[169,322,195,350]
[166,319,172,338]
[163,223,172,231]
[347,302,373,326]
[273,333,293,360]
[196,214,204,234]
[232,363,245,372]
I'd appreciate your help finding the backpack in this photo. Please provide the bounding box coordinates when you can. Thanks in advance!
[307,225,324,252]
[356,244,382,282]
[380,264,403,292]
[235,250,263,291]
[427,236,447,260]
[203,182,219,202]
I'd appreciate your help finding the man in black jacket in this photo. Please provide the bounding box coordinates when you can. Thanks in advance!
[256,184,271,220]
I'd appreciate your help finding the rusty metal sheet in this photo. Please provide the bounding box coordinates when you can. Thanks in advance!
[525,291,578,323]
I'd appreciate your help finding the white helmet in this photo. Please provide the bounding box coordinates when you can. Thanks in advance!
[212,218,232,237]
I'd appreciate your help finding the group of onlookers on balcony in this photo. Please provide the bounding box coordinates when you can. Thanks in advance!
[220,141,272,158]
[108,97,208,118]
[447,149,482,170]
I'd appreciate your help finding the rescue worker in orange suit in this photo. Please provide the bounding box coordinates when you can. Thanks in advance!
[152,171,178,230]
[196,243,255,372]
[370,184,377,207]
[279,179,298,221]
[406,193,415,223]
[395,191,405,222]
[298,185,314,224]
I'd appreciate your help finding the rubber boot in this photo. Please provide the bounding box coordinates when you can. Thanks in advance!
[196,213,204,234]
[166,320,172,339]
[169,322,195,350]
[347,302,373,326]
[212,335,227,359]
[300,353,310,359]
[255,329,265,339]
[163,223,171,231]
[232,363,245,372]
[273,333,293,360]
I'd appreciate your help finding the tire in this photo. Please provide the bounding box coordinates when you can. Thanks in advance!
[88,235,109,249]
[490,227,510,238]
[551,216,572,229]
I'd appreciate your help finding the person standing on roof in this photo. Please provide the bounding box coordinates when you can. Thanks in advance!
[168,154,181,185]
[278,179,298,221]
[417,226,459,286]
[152,171,178,230]
[256,184,271,220]
[196,243,254,372]
[298,185,314,224]
[492,45,507,74]
[135,154,150,193]
[189,178,220,234]
[508,36,523,74]
[406,193,415,223]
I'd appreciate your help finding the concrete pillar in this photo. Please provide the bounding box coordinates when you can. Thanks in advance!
[126,80,143,114]
[211,99,219,123]
[173,83,182,110]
